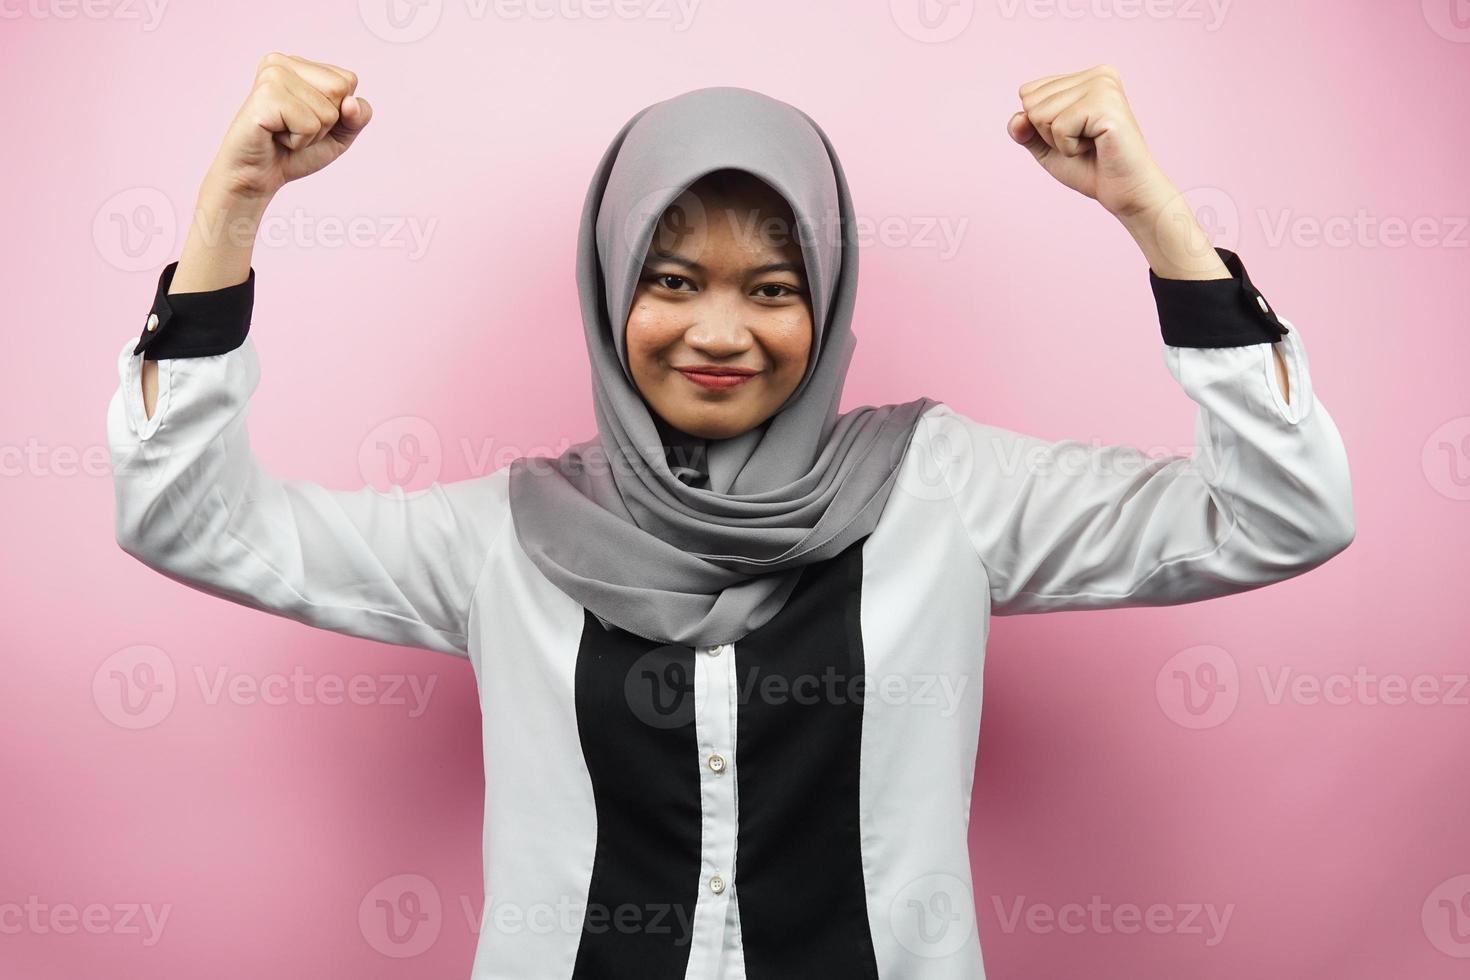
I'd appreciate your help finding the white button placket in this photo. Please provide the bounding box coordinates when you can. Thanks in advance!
[684,641,740,977]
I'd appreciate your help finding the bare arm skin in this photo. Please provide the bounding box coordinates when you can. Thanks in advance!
[142,52,372,418]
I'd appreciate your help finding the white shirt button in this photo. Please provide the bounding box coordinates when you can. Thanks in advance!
[145,313,160,332]
[707,753,726,773]
[705,643,725,656]
[709,874,726,894]
[1256,295,1270,314]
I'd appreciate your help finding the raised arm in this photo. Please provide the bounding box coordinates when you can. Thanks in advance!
[110,277,510,657]
[109,53,511,658]
[921,65,1357,614]
[925,246,1354,616]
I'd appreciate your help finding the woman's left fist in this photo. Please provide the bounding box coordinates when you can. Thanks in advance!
[1007,65,1175,219]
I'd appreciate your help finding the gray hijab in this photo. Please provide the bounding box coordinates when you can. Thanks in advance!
[507,85,938,647]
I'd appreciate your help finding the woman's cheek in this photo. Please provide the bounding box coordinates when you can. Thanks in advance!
[765,314,813,372]
[624,312,662,370]
[627,303,683,353]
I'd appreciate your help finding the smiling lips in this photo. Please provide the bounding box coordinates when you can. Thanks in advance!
[676,365,759,390]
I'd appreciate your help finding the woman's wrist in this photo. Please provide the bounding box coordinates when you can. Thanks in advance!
[169,181,270,294]
[1116,184,1231,280]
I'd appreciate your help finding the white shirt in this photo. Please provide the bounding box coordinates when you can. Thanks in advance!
[108,266,1354,979]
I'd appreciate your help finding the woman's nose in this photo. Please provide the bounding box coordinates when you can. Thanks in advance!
[684,296,752,355]
[685,324,751,356]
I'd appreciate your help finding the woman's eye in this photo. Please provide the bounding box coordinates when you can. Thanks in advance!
[754,283,800,299]
[653,274,694,291]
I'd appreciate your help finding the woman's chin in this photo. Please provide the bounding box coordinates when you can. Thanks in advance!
[663,408,761,441]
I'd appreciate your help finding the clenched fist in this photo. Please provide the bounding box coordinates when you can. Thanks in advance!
[1006,64,1174,220]
[203,52,372,204]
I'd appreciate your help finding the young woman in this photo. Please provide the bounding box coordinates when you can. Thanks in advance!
[108,54,1355,980]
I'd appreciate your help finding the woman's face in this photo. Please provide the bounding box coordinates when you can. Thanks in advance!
[625,175,813,441]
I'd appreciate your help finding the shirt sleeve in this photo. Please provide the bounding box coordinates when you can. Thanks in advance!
[108,262,512,657]
[922,247,1356,617]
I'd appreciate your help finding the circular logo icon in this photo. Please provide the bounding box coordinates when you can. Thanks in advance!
[94,187,176,273]
[1422,416,1470,501]
[93,644,177,730]
[1150,185,1239,271]
[359,415,443,493]
[359,872,443,957]
[1423,873,1470,957]
[895,409,971,504]
[889,0,975,43]
[1156,644,1239,729]
[623,184,710,267]
[889,872,974,958]
[624,644,704,730]
[359,0,443,43]
[1422,0,1470,42]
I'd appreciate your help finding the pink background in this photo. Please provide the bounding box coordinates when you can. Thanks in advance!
[3,0,1467,976]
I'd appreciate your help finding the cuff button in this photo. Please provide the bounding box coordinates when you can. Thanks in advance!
[145,313,160,332]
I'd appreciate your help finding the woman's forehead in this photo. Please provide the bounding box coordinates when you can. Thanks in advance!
[645,171,805,270]
[642,226,805,275]
[668,170,797,226]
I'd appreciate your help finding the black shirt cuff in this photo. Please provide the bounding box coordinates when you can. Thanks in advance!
[1149,247,1289,348]
[133,260,254,360]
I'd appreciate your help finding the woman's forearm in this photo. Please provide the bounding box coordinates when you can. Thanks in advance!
[141,184,267,419]
[1116,188,1229,281]
[1117,197,1290,404]
[172,183,267,292]
[1006,68,1291,404]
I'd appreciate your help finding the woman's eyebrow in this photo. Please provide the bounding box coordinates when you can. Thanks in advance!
[748,260,805,277]
[645,252,806,277]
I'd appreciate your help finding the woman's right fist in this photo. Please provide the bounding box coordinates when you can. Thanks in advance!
[204,52,372,204]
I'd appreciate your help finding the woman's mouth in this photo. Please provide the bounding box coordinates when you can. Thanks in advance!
[676,366,759,390]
